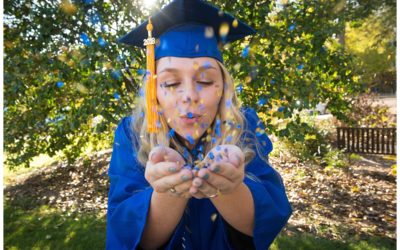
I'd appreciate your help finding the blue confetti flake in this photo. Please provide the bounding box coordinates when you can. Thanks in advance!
[168,128,175,138]
[209,152,215,160]
[257,97,267,107]
[197,153,204,161]
[187,112,193,119]
[89,13,101,25]
[236,84,244,93]
[80,33,91,46]
[215,119,222,137]
[297,64,304,70]
[186,135,195,145]
[139,88,145,97]
[111,70,122,80]
[203,61,212,69]
[226,135,233,143]
[196,85,203,91]
[139,111,144,118]
[156,120,161,128]
[211,137,217,144]
[270,79,276,84]
[183,149,190,160]
[137,69,145,75]
[56,81,64,88]
[84,0,94,4]
[278,106,285,112]
[98,37,106,47]
[288,23,296,32]
[113,92,120,100]
[241,46,250,58]
[226,99,232,107]
[216,145,222,151]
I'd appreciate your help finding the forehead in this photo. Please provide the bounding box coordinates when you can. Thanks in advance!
[156,57,219,72]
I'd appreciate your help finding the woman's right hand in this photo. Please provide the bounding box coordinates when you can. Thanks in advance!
[145,146,194,199]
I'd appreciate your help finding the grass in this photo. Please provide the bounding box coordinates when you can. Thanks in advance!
[4,200,106,250]
[5,197,395,250]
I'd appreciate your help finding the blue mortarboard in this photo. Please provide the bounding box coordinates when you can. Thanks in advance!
[118,0,256,62]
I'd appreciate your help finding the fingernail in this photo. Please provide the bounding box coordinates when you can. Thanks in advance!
[168,166,177,172]
[181,175,190,181]
[211,165,220,173]
[201,173,209,180]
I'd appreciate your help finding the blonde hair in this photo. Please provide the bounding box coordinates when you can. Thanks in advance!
[131,61,255,167]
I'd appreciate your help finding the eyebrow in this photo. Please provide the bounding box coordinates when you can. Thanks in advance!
[158,65,218,75]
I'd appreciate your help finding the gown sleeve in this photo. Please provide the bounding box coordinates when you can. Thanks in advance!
[238,107,292,249]
[106,117,153,250]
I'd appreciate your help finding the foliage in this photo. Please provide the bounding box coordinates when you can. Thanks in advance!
[322,148,349,169]
[336,91,396,128]
[4,0,365,168]
[345,6,396,92]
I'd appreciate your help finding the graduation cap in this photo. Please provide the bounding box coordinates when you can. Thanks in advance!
[118,0,256,133]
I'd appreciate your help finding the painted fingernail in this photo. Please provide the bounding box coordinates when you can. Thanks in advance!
[181,175,190,181]
[211,165,220,173]
[168,166,177,172]
[201,173,210,180]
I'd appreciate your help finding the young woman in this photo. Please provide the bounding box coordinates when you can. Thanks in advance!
[106,1,291,249]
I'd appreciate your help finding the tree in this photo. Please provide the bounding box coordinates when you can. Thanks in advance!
[4,0,363,168]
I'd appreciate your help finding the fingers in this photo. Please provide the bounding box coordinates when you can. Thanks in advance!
[207,161,242,182]
[145,161,182,183]
[152,168,193,193]
[149,146,185,165]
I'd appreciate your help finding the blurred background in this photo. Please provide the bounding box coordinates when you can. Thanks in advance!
[3,0,396,249]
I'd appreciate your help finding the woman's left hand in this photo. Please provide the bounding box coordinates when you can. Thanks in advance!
[189,144,245,199]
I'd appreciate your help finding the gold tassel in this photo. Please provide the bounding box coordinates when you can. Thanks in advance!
[144,18,158,133]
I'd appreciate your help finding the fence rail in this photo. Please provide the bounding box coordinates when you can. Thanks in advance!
[337,127,396,155]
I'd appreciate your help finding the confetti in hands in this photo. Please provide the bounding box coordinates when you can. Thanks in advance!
[189,145,245,199]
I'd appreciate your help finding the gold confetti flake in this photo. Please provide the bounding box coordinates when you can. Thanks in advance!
[219,22,230,37]
[232,19,238,28]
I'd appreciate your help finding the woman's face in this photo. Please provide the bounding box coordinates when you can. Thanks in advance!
[156,57,224,145]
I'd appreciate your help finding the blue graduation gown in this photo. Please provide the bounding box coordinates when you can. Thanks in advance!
[106,108,292,250]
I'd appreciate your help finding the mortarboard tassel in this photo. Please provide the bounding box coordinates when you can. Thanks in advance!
[144,18,158,133]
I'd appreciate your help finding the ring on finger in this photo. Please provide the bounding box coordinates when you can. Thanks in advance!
[169,187,177,193]
[208,189,221,198]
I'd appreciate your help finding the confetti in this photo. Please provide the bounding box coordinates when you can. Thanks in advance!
[226,135,233,143]
[111,70,122,80]
[236,84,244,94]
[288,23,296,32]
[204,26,214,38]
[257,97,267,107]
[83,0,94,4]
[241,46,250,58]
[137,69,145,75]
[225,99,232,107]
[232,19,238,28]
[113,92,120,100]
[278,106,285,112]
[156,120,161,128]
[101,25,109,32]
[203,61,212,69]
[208,152,215,160]
[211,137,217,144]
[219,22,230,38]
[270,79,276,84]
[60,0,77,15]
[186,135,195,145]
[89,13,101,25]
[297,64,304,70]
[187,112,193,118]
[215,119,222,137]
[98,37,106,47]
[80,33,91,46]
[56,81,64,88]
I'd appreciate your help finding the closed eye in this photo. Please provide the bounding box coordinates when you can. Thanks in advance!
[196,81,214,85]
[162,82,180,88]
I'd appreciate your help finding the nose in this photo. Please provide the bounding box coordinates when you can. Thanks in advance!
[181,81,200,104]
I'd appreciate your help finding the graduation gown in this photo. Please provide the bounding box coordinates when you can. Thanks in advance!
[106,108,292,250]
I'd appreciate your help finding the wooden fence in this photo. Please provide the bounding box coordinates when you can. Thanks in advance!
[337,127,396,155]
